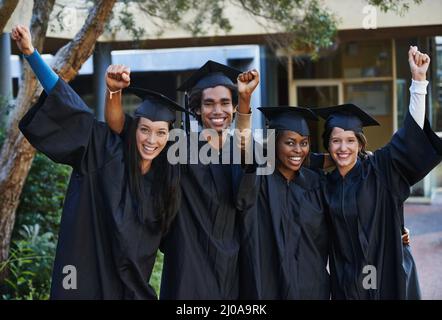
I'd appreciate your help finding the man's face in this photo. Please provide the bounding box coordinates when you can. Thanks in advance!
[197,86,235,133]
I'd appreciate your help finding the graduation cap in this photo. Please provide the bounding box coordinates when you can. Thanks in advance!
[125,87,187,123]
[176,60,242,93]
[258,106,318,136]
[314,104,380,133]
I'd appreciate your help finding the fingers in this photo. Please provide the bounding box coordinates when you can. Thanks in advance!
[12,24,29,37]
[415,51,430,67]
[402,227,411,245]
[106,64,131,82]
[238,69,259,83]
[16,25,27,38]
[409,45,431,66]
[401,233,409,245]
[238,71,249,82]
[416,51,423,66]
[250,69,259,82]
[408,46,417,63]
[122,73,130,82]
[11,30,18,41]
[11,26,21,40]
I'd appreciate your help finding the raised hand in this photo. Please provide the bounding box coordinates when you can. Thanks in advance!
[11,25,34,56]
[408,46,430,81]
[106,64,131,92]
[237,69,260,99]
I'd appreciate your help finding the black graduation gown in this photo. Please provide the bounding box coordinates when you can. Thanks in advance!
[19,79,163,299]
[159,137,244,299]
[237,167,330,299]
[326,111,442,300]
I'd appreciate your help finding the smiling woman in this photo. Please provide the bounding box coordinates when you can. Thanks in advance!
[135,117,169,172]
[12,24,188,300]
[237,106,331,300]
[327,128,364,177]
[276,130,310,181]
[314,47,442,300]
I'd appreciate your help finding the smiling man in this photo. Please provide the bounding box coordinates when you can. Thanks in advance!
[160,60,260,299]
[104,60,260,299]
[179,60,258,151]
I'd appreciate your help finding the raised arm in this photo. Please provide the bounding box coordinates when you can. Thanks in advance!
[371,46,442,198]
[14,25,119,172]
[408,46,430,129]
[235,70,259,163]
[11,25,58,93]
[104,65,131,134]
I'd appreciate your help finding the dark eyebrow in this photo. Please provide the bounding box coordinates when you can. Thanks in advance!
[286,137,308,141]
[203,97,231,103]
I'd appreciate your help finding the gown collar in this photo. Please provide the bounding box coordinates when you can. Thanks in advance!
[330,158,362,183]
[275,166,311,189]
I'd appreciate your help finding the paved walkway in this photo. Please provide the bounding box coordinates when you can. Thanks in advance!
[405,193,442,300]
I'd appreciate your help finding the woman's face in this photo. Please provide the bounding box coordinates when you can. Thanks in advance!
[276,130,310,180]
[136,117,169,163]
[328,127,361,174]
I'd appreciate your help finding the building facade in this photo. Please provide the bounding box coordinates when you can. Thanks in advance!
[2,0,442,200]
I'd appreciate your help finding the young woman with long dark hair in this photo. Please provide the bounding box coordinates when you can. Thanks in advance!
[13,25,185,299]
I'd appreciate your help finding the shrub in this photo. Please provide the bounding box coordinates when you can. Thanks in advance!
[1,153,71,300]
[1,224,56,300]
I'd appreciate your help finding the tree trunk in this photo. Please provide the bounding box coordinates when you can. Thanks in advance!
[0,0,55,281]
[0,0,19,32]
[0,0,116,281]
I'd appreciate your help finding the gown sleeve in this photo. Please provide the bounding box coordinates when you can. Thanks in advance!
[19,79,121,174]
[235,166,260,212]
[371,110,442,200]
[118,113,134,142]
[307,153,325,170]
[233,111,253,164]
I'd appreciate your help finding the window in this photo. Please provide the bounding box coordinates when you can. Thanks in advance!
[341,40,392,78]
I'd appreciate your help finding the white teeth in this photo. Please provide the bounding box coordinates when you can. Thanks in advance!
[289,157,301,161]
[143,145,156,152]
[211,118,225,124]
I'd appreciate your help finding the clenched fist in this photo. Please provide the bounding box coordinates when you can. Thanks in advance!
[237,69,259,99]
[106,64,131,92]
[408,46,430,81]
[11,25,34,56]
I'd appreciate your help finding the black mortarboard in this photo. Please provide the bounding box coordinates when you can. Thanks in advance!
[176,60,242,93]
[125,87,186,123]
[314,104,380,133]
[258,106,318,136]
